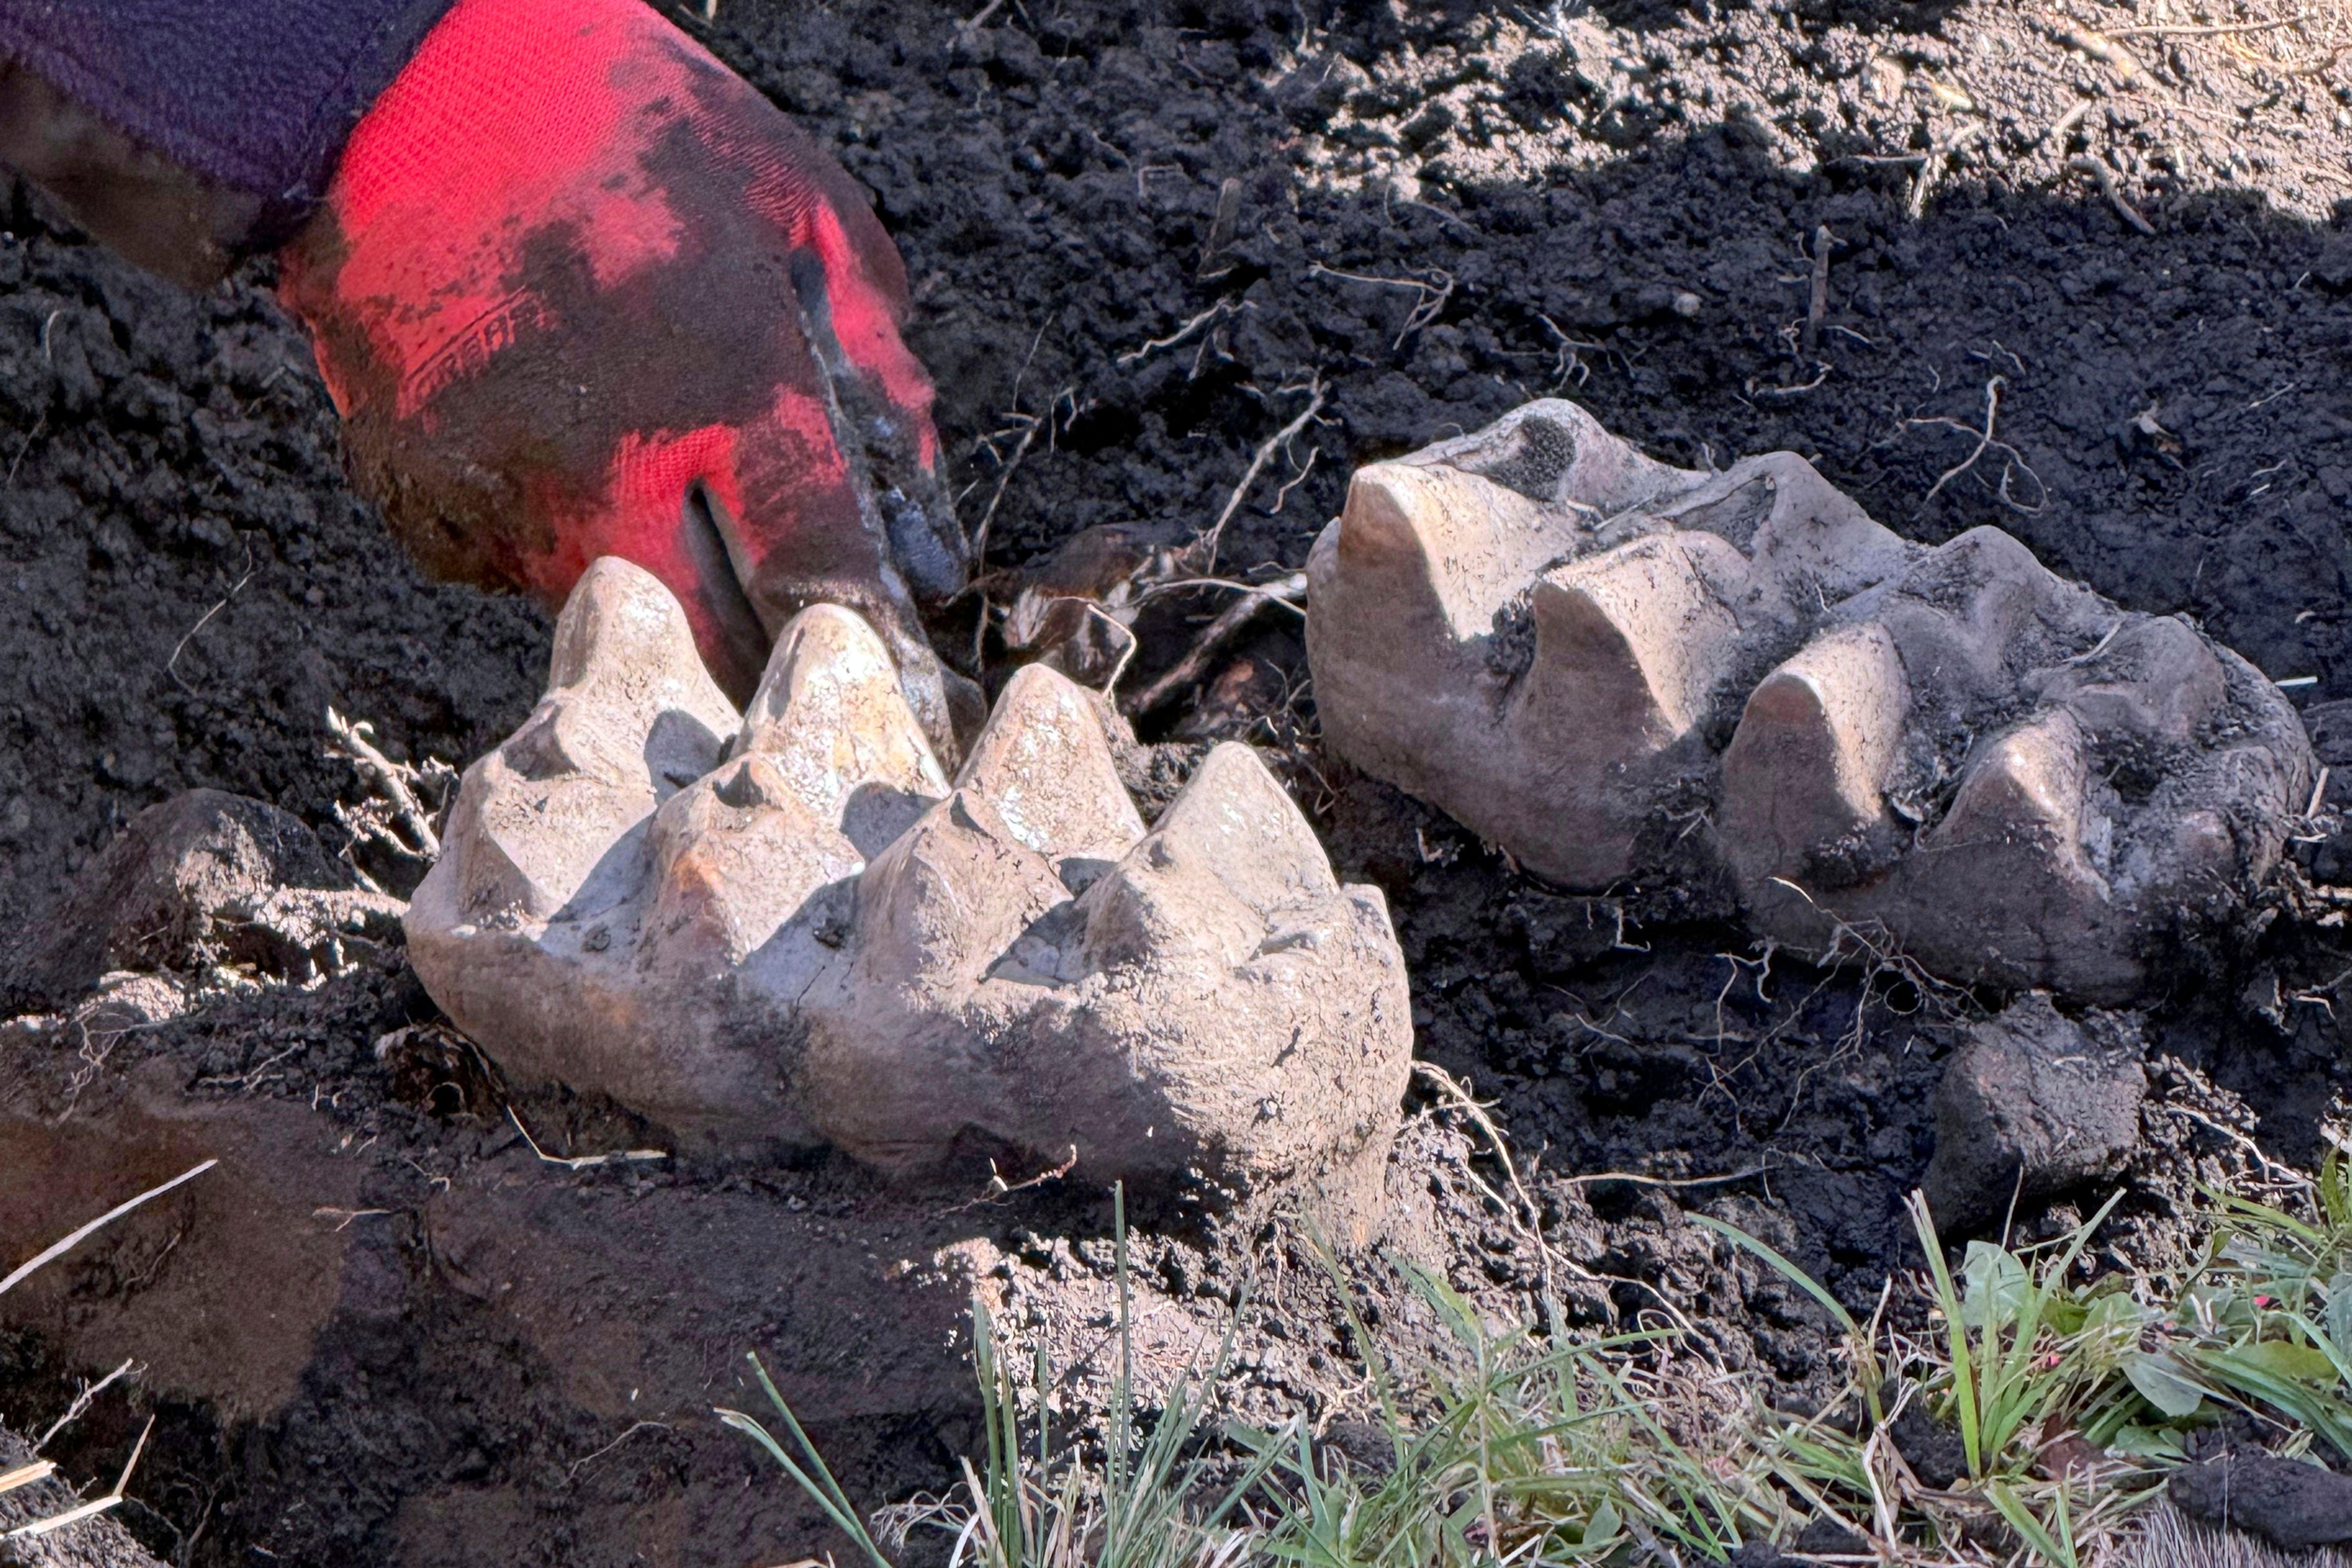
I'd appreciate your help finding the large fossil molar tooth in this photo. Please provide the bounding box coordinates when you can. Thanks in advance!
[1722,526,2310,1000]
[408,559,1409,1208]
[1307,399,1909,890]
[1307,400,2312,1001]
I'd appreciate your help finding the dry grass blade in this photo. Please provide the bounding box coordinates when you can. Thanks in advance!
[505,1106,668,1172]
[0,1462,55,1497]
[0,1415,156,1544]
[2111,12,2306,36]
[1190,379,1327,573]
[0,1159,216,1297]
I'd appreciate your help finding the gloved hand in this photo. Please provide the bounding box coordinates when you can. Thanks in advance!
[275,0,975,747]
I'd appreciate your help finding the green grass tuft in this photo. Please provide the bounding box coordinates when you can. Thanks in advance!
[727,1163,2352,1567]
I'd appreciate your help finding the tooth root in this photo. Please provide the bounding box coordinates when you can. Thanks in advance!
[954,664,1145,870]
[435,558,739,923]
[735,604,949,833]
[1720,621,1907,889]
[1521,531,1745,745]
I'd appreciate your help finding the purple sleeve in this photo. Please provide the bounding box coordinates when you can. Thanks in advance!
[0,0,456,226]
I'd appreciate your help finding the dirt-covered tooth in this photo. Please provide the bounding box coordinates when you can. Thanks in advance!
[1906,706,2123,986]
[1483,533,1742,884]
[1527,535,1743,742]
[1724,521,2314,1001]
[1414,397,1693,517]
[434,557,740,924]
[1672,451,1910,609]
[1327,460,1552,626]
[1306,457,1559,788]
[793,737,1413,1218]
[2034,615,2229,746]
[799,788,1075,1168]
[952,664,1144,875]
[733,603,949,834]
[1870,527,2097,704]
[637,604,947,979]
[1308,399,1915,900]
[1116,741,1341,928]
[1310,401,2314,1003]
[1060,742,1409,1201]
[1719,621,1908,921]
[637,760,844,979]
[404,559,746,1137]
[1073,743,1336,978]
[845,790,1069,997]
[1928,708,2098,877]
[413,569,1414,1204]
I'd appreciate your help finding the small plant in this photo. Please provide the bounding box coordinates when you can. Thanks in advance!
[1717,1163,2352,1562]
[1907,1186,2131,1481]
[2121,1147,2352,1461]
[720,1186,1276,1568]
[724,1163,2352,1568]
[1239,1256,1784,1566]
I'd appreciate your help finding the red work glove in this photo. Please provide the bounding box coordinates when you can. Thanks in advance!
[276,0,974,747]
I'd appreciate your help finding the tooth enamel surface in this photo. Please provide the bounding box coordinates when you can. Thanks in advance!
[1308,398,1913,890]
[952,665,1144,867]
[735,604,949,825]
[1720,621,1907,895]
[408,568,1409,1214]
[1722,527,2310,1000]
[1308,399,2314,1002]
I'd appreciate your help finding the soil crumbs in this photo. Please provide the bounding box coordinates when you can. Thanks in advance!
[5,0,2352,1563]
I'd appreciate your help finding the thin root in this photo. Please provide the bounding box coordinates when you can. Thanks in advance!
[2070,156,2156,236]
[1906,375,2049,516]
[1191,378,1328,572]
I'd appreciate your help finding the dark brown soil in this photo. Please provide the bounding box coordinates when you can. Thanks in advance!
[6,0,2352,1564]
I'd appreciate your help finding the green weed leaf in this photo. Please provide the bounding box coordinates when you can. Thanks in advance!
[2223,1339,2341,1386]
[2120,1351,2207,1418]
